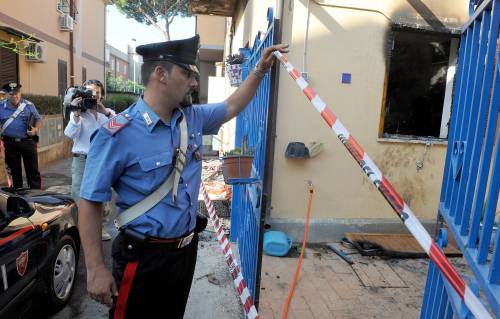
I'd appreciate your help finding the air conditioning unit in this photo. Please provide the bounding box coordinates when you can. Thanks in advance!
[25,43,46,63]
[58,14,74,32]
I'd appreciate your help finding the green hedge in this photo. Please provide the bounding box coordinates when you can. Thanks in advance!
[23,94,62,115]
[104,93,139,113]
[21,92,138,116]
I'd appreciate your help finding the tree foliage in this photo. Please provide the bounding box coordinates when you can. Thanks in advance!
[0,35,38,58]
[115,0,191,40]
[106,74,144,94]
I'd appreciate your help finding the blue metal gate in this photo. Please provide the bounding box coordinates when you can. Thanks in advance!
[421,0,500,317]
[230,8,277,306]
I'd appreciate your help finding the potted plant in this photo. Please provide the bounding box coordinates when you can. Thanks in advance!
[225,53,244,87]
[222,139,254,180]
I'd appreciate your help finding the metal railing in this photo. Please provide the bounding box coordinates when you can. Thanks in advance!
[230,8,276,306]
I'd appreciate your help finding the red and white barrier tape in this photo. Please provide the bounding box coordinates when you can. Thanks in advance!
[200,183,260,319]
[273,51,491,319]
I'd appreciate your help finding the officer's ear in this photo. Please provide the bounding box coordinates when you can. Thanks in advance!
[153,66,170,84]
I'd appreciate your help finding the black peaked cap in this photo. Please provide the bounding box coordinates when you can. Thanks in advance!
[136,35,200,74]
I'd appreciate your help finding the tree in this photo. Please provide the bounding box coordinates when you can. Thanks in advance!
[115,0,191,40]
[0,36,38,58]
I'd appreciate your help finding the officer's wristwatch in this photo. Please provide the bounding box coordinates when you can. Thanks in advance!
[254,65,267,79]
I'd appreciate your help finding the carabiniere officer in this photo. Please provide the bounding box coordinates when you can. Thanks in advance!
[0,82,42,190]
[78,34,288,318]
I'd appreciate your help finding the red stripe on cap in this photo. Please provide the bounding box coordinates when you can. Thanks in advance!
[321,108,337,128]
[114,261,139,319]
[290,68,301,80]
[430,243,465,298]
[378,177,405,213]
[0,226,34,246]
[303,86,316,101]
[346,136,364,162]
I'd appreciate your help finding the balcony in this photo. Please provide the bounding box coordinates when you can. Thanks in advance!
[189,0,237,16]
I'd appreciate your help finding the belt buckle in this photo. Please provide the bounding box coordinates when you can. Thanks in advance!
[177,232,194,248]
[15,138,21,142]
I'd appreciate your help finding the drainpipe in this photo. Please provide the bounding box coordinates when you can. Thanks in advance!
[104,4,108,92]
[303,0,311,80]
[69,0,75,86]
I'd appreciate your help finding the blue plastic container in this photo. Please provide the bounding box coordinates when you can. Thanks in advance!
[263,231,293,257]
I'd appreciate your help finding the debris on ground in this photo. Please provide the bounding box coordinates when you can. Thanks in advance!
[200,159,231,199]
[345,232,462,258]
[199,159,232,234]
[207,273,221,286]
[326,243,354,264]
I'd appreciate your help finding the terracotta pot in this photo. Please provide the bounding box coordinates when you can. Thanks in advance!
[223,155,254,179]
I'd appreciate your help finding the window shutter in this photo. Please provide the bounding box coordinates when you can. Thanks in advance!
[0,47,19,86]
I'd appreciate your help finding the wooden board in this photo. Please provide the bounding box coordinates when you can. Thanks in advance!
[345,232,462,258]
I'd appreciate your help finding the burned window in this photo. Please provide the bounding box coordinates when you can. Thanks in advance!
[382,28,456,139]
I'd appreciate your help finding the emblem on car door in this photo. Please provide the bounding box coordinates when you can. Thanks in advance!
[16,250,28,276]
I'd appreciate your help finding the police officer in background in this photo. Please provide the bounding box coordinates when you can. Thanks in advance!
[0,82,42,190]
[78,35,288,318]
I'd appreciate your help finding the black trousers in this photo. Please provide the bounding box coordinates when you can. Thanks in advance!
[110,232,198,319]
[3,138,41,189]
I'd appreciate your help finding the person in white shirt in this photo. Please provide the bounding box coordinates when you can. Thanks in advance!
[64,80,115,240]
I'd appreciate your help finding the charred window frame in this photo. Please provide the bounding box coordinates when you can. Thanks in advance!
[381,27,459,141]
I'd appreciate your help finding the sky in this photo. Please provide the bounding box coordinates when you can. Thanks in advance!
[106,5,195,53]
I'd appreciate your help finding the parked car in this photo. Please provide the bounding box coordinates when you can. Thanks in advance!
[0,189,79,319]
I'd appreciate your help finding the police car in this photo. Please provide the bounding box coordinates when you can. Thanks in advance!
[0,189,79,318]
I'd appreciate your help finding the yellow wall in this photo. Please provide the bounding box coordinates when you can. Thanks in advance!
[197,15,226,46]
[0,0,107,95]
[76,0,107,84]
[229,0,468,222]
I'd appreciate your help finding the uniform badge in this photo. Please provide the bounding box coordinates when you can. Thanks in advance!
[16,250,28,276]
[9,83,17,90]
[103,114,131,136]
[142,112,153,126]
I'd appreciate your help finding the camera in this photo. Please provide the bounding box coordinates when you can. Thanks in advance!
[63,86,98,113]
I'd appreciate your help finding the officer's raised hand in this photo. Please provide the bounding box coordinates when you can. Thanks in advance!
[224,43,289,122]
[256,43,289,73]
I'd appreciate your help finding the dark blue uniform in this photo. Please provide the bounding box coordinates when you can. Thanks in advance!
[0,98,42,189]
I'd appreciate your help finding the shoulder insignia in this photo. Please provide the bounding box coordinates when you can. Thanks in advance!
[102,114,131,136]
[23,99,33,105]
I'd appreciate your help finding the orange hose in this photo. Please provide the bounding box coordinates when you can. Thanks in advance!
[281,185,314,319]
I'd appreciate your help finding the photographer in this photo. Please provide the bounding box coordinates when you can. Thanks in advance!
[64,80,114,240]
[0,81,42,190]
